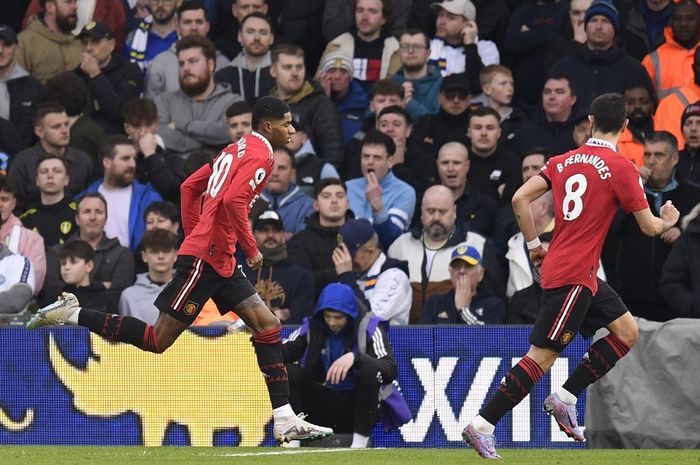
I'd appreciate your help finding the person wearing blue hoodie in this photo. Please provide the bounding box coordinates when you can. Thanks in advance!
[392,29,443,124]
[282,282,397,448]
[80,135,163,252]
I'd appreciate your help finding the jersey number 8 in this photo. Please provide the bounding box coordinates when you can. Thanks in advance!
[563,174,588,221]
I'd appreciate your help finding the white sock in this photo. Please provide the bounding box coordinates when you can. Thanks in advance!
[556,387,577,405]
[272,404,295,421]
[350,433,369,448]
[66,308,81,325]
[472,415,495,435]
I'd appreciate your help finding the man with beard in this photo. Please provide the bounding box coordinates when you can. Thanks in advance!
[80,135,163,252]
[215,0,269,61]
[392,28,442,123]
[642,0,700,100]
[618,84,656,167]
[16,0,82,83]
[320,0,401,91]
[241,210,314,325]
[678,101,700,186]
[387,184,504,323]
[74,22,143,135]
[9,101,93,211]
[146,0,231,99]
[155,36,241,155]
[124,0,179,72]
[215,12,275,105]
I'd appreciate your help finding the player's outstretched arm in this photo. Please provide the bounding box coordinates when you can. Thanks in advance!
[632,200,680,237]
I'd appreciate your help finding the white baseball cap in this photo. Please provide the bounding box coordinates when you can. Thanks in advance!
[430,0,476,22]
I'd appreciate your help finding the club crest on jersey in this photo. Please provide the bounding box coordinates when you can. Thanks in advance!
[60,221,73,235]
[560,330,574,345]
[183,300,199,315]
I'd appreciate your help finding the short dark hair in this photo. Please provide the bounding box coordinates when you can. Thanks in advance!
[33,101,66,127]
[99,134,135,161]
[177,0,208,20]
[226,101,253,119]
[353,0,394,31]
[252,96,290,130]
[0,175,16,196]
[644,130,679,154]
[362,129,396,157]
[369,79,404,100]
[184,150,213,177]
[45,72,88,117]
[140,228,178,253]
[59,240,95,263]
[521,147,550,161]
[314,177,346,198]
[378,105,410,125]
[144,201,179,223]
[78,192,107,212]
[544,73,576,97]
[271,43,304,64]
[468,106,501,125]
[273,147,296,168]
[176,35,216,62]
[36,154,68,174]
[240,11,272,29]
[399,27,429,48]
[590,93,627,134]
[123,98,158,126]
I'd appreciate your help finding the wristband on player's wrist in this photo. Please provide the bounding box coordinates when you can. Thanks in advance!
[526,237,541,250]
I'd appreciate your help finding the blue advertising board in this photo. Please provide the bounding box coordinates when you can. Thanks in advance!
[0,326,588,448]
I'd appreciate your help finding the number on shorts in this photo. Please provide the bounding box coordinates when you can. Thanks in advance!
[562,173,587,221]
[207,153,233,197]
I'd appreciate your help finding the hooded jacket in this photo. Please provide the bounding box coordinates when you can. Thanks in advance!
[3,63,45,149]
[660,205,700,318]
[287,211,354,297]
[155,83,242,154]
[282,283,396,391]
[146,43,230,100]
[16,16,82,83]
[119,272,167,325]
[272,80,344,169]
[214,51,274,105]
[260,184,315,235]
[393,65,443,123]
[81,178,163,252]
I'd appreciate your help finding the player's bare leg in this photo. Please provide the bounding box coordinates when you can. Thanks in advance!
[27,292,188,353]
[235,294,333,443]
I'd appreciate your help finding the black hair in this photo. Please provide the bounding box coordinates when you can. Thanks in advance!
[45,72,88,117]
[0,175,16,195]
[590,93,627,134]
[59,239,95,263]
[35,153,68,174]
[378,105,411,125]
[468,106,501,126]
[313,177,347,198]
[177,0,208,20]
[140,228,178,253]
[99,134,135,161]
[226,101,253,119]
[32,101,66,127]
[123,98,158,126]
[644,130,679,154]
[369,78,404,99]
[362,129,396,157]
[240,11,272,29]
[184,150,214,177]
[144,201,179,223]
[252,96,290,130]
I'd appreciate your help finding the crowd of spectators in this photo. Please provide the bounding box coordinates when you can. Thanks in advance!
[1,0,699,326]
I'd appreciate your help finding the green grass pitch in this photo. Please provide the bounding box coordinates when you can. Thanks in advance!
[1,447,699,465]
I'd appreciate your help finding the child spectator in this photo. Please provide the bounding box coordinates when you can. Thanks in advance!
[58,239,118,313]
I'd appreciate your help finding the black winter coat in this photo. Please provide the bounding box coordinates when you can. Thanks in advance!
[660,212,700,318]
[7,74,45,149]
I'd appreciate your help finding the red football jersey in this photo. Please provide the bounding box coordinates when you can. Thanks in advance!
[539,138,649,294]
[178,132,274,277]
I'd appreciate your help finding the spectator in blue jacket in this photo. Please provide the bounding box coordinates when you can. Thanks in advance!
[259,147,314,236]
[346,130,416,250]
[392,28,442,123]
[80,135,162,252]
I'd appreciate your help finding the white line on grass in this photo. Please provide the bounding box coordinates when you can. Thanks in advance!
[222,448,376,457]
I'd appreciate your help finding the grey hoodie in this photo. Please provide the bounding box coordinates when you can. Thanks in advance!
[155,83,241,154]
[119,273,167,325]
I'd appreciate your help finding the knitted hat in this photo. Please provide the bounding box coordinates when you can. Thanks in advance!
[681,101,700,129]
[318,51,354,74]
[584,0,619,32]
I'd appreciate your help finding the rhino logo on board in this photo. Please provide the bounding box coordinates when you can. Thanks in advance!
[48,331,271,446]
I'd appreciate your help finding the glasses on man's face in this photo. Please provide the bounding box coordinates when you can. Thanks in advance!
[399,44,427,52]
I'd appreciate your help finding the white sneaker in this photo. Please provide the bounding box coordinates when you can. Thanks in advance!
[273,413,333,444]
[26,292,80,329]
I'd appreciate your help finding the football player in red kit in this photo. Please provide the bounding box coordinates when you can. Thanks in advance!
[28,96,334,444]
[463,93,681,459]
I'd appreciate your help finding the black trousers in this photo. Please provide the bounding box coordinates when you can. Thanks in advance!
[287,363,381,436]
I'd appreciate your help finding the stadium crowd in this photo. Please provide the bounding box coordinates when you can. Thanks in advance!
[0,0,699,329]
